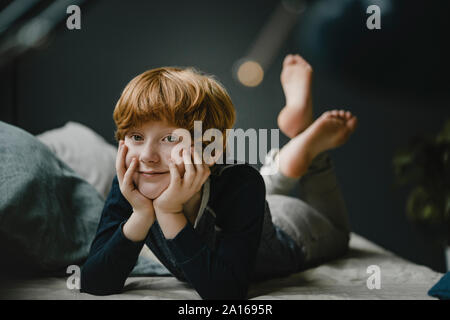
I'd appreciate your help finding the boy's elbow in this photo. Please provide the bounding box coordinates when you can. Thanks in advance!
[80,265,123,296]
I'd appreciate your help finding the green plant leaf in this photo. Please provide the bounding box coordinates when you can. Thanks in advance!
[421,204,439,221]
[406,186,428,221]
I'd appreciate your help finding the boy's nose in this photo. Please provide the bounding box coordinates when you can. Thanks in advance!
[139,146,160,164]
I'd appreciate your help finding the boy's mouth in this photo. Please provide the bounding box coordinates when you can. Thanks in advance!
[139,171,168,177]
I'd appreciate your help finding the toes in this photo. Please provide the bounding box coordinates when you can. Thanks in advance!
[322,111,334,120]
[324,112,344,124]
[334,116,345,125]
[345,111,352,119]
[293,54,304,62]
[294,55,312,69]
[284,53,311,67]
[283,54,295,66]
[323,110,337,119]
[329,109,353,121]
[347,116,358,132]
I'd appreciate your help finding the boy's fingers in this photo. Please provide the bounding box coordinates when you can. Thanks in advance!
[115,140,126,184]
[200,162,211,181]
[172,144,185,166]
[192,146,203,167]
[168,159,181,187]
[192,166,210,192]
[123,157,137,191]
[182,148,195,185]
[199,166,211,189]
[191,147,206,187]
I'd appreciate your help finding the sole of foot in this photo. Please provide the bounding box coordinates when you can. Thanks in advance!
[278,110,358,178]
[278,54,314,138]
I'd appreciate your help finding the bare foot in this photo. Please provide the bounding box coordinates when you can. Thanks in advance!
[277,54,314,138]
[278,110,358,178]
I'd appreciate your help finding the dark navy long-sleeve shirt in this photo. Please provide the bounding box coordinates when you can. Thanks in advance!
[80,161,266,300]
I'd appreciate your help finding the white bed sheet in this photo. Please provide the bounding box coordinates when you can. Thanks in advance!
[0,233,443,300]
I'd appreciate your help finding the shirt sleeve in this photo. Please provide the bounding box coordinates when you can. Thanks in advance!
[165,165,266,300]
[80,175,149,295]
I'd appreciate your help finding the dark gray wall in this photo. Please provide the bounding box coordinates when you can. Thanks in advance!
[1,0,449,272]
[0,62,15,123]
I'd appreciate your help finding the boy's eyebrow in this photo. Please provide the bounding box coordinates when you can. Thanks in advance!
[127,127,180,135]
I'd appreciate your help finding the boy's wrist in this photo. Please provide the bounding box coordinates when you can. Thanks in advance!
[123,211,155,242]
[155,211,187,240]
[153,204,183,215]
[133,208,155,218]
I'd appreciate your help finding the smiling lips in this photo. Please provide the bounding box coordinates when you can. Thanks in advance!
[139,171,168,178]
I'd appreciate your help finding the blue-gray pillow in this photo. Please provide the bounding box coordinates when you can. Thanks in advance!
[0,121,105,276]
[428,271,450,300]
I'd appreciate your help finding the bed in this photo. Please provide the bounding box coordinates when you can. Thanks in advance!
[0,121,444,300]
[0,232,443,300]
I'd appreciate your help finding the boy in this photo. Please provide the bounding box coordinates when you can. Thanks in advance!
[80,54,357,299]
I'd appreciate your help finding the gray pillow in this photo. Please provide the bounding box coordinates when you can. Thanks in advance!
[36,122,117,200]
[0,121,104,276]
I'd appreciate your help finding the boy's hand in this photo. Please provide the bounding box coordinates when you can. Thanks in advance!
[153,146,210,214]
[116,140,155,218]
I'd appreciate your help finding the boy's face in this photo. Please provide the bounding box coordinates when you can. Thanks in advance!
[123,119,190,200]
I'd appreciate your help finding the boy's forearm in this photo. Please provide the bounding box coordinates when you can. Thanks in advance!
[123,211,155,242]
[155,211,188,239]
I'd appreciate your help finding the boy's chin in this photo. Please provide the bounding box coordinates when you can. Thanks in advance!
[136,180,170,200]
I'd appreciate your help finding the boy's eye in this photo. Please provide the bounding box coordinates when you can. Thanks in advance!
[131,134,143,141]
[164,135,179,143]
